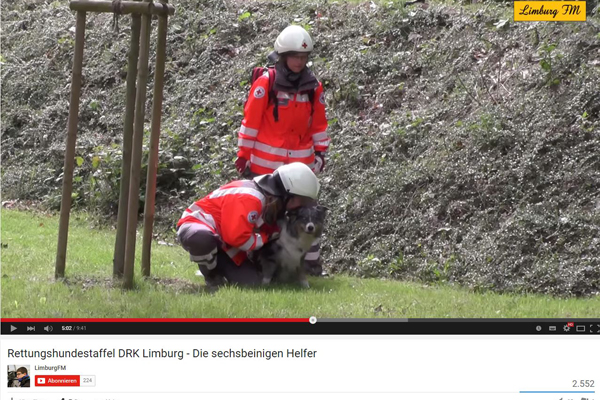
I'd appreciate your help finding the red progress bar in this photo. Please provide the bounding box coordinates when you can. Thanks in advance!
[2,318,309,323]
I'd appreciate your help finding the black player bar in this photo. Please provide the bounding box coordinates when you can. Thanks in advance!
[2,319,600,335]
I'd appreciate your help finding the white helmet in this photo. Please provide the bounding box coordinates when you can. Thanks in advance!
[276,163,320,199]
[274,25,313,54]
[254,162,320,199]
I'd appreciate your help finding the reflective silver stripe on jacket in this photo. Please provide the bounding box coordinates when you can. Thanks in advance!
[250,154,285,170]
[226,247,240,258]
[238,138,256,149]
[181,204,217,229]
[208,186,265,207]
[251,154,315,171]
[314,139,331,147]
[238,234,256,251]
[254,142,314,158]
[240,125,258,137]
[276,92,294,100]
[238,233,265,252]
[312,131,328,142]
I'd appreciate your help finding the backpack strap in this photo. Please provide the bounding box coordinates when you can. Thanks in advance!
[266,67,278,122]
[246,67,279,122]
[307,89,315,117]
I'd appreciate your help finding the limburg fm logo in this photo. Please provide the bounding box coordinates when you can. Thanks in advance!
[514,1,586,21]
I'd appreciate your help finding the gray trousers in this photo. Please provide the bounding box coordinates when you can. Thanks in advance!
[177,223,262,286]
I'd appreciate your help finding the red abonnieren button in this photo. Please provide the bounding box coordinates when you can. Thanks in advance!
[35,375,80,387]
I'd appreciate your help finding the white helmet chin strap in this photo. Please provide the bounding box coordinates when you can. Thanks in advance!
[267,51,279,64]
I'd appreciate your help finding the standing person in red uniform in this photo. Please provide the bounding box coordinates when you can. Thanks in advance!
[235,25,331,276]
[177,163,320,289]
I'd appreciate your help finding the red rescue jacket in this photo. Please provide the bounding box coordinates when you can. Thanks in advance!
[237,71,330,175]
[177,180,269,265]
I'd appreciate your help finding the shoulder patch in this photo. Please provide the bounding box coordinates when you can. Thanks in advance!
[253,86,266,99]
[319,92,326,105]
[247,210,259,224]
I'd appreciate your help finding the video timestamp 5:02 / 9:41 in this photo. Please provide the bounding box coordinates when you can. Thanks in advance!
[61,325,87,331]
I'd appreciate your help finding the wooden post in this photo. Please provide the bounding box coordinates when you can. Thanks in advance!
[141,6,169,277]
[113,12,141,278]
[70,0,174,15]
[55,11,86,279]
[122,9,152,289]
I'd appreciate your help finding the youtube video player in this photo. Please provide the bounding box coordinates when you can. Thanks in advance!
[2,0,599,399]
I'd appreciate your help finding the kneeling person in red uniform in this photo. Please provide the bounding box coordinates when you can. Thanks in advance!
[177,163,320,288]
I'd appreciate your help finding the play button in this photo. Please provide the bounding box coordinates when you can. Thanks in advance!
[10,325,17,332]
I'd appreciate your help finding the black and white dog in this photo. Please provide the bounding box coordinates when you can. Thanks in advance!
[256,205,328,288]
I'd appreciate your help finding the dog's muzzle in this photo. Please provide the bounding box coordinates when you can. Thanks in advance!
[305,223,315,233]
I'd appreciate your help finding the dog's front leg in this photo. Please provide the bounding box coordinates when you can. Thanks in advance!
[261,260,277,285]
[297,263,310,289]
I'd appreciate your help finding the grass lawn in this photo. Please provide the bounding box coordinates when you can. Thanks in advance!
[1,209,598,318]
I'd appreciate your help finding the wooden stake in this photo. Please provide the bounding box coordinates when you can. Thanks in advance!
[70,0,174,16]
[141,8,169,277]
[55,11,86,279]
[122,11,152,289]
[113,13,141,278]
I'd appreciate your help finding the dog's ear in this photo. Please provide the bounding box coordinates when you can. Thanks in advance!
[316,205,329,216]
[285,208,299,220]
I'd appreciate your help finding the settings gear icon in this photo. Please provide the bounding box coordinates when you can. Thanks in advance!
[563,324,571,332]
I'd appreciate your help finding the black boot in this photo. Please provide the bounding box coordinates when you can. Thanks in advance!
[304,258,325,277]
[198,264,227,289]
